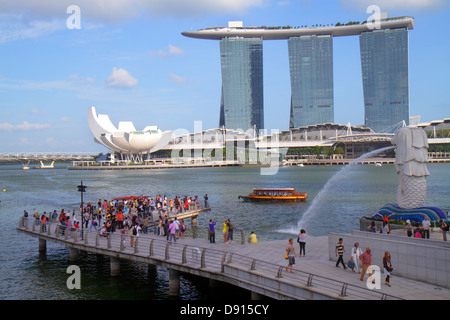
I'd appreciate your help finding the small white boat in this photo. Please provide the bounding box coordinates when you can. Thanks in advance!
[22,160,30,170]
[375,162,382,167]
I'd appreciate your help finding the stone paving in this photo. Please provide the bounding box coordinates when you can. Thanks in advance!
[194,232,450,300]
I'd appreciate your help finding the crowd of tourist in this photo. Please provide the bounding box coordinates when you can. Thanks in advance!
[23,194,208,242]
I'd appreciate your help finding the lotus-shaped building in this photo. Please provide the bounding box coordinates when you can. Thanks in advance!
[88,106,172,162]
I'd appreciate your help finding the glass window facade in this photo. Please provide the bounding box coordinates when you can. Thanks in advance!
[219,38,264,132]
[360,28,410,133]
[288,35,334,129]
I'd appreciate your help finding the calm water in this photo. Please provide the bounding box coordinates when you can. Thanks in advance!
[1,163,449,299]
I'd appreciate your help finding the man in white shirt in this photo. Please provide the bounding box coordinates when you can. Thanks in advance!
[422,217,431,239]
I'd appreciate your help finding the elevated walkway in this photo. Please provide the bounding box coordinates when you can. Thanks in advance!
[16,217,450,300]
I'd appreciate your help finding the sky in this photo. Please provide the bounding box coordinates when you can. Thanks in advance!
[0,0,449,153]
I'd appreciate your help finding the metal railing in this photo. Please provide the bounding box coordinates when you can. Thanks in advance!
[18,217,403,300]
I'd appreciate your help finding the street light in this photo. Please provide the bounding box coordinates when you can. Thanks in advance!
[77,181,87,237]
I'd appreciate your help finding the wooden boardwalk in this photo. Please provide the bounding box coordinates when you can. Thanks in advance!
[16,218,450,300]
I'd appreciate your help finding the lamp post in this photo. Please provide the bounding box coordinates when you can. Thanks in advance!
[77,181,87,237]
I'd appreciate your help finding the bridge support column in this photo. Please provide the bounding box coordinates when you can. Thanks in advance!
[39,239,46,252]
[251,291,264,300]
[110,257,120,277]
[168,268,180,296]
[209,279,220,288]
[69,248,78,262]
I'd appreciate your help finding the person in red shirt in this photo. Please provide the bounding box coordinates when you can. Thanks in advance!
[359,247,372,282]
[116,211,124,229]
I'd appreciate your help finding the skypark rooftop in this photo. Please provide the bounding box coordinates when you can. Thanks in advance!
[182,16,415,40]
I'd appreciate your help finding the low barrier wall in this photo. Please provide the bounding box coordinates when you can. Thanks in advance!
[328,232,450,289]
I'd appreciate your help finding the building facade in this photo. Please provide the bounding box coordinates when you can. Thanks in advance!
[360,28,410,133]
[288,35,334,128]
[219,38,264,132]
[182,17,414,133]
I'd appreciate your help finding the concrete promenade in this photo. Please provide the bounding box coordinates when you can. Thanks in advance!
[223,235,450,300]
[16,218,450,300]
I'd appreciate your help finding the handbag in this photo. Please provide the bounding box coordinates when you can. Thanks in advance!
[285,253,288,259]
[347,260,355,270]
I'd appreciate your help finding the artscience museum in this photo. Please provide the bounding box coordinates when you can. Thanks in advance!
[87,106,172,162]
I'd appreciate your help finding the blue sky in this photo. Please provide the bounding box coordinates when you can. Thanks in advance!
[0,0,449,153]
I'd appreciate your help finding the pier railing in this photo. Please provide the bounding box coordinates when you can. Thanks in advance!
[18,217,403,300]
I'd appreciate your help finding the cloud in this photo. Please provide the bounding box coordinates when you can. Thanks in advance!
[340,0,448,12]
[0,15,63,43]
[0,0,265,23]
[168,73,188,84]
[105,67,138,89]
[157,45,185,57]
[0,121,51,131]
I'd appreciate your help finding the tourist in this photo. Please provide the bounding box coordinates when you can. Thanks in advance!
[286,238,296,273]
[209,219,216,243]
[381,221,390,234]
[297,229,308,256]
[120,226,128,249]
[383,251,393,287]
[439,220,448,241]
[227,219,234,244]
[350,242,362,273]
[116,211,124,229]
[164,218,170,241]
[422,217,431,239]
[204,194,209,208]
[375,212,394,224]
[335,238,346,269]
[222,220,228,243]
[248,231,257,244]
[414,226,423,238]
[158,217,165,236]
[368,221,377,233]
[404,219,413,237]
[172,218,180,238]
[142,216,150,234]
[168,220,177,242]
[359,247,372,282]
[179,219,186,238]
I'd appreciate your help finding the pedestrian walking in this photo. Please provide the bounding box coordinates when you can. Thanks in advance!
[383,251,393,287]
[350,242,362,273]
[335,238,347,269]
[286,238,296,273]
[359,247,373,282]
[168,220,177,242]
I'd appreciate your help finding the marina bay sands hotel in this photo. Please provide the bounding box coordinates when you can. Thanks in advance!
[182,15,415,133]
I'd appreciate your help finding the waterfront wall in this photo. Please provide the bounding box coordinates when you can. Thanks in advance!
[328,232,450,289]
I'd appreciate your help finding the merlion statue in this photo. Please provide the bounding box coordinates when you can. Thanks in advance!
[391,127,430,209]
[375,127,446,223]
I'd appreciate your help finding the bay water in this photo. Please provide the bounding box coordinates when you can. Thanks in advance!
[0,163,448,299]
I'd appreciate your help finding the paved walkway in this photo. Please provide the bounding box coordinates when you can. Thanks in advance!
[190,234,450,300]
